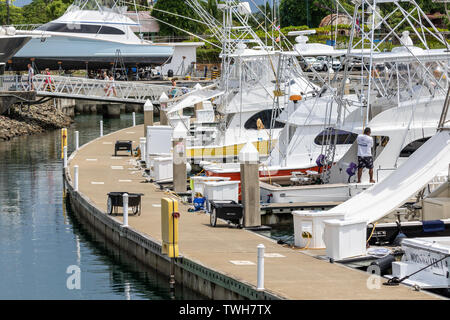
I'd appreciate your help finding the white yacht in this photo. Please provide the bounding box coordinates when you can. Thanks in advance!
[12,1,174,70]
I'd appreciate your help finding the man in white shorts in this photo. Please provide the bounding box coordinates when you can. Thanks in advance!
[357,127,375,183]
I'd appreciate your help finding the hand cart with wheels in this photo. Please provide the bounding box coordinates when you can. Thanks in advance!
[114,140,133,156]
[209,200,243,228]
[106,192,144,216]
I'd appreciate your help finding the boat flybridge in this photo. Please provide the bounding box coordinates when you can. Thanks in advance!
[162,0,320,165]
[12,0,174,70]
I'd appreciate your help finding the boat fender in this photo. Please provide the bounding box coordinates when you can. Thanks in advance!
[370,254,396,275]
[346,162,358,183]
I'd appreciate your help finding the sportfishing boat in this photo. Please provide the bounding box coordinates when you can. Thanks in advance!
[12,0,174,71]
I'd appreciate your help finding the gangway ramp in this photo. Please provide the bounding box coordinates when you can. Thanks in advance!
[329,130,450,223]
[1,75,189,104]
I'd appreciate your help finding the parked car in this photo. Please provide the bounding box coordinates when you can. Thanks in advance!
[316,56,342,71]
[299,57,322,72]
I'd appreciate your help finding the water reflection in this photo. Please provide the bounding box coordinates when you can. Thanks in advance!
[0,112,202,300]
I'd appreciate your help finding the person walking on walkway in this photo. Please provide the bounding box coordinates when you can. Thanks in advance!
[27,64,34,91]
[44,68,53,92]
[357,127,375,183]
[108,74,117,97]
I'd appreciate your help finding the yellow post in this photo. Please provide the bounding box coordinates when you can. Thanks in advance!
[161,197,179,258]
[61,128,67,159]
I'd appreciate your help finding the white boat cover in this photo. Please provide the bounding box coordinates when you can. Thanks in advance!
[167,89,224,114]
[328,130,450,223]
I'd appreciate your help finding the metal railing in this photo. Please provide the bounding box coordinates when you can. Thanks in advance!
[0,74,189,104]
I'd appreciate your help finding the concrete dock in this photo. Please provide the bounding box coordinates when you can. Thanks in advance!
[66,124,441,300]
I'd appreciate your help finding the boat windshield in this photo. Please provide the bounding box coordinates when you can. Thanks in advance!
[314,128,357,145]
[37,22,125,35]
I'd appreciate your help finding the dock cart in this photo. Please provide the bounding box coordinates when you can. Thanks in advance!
[114,140,133,156]
[209,200,243,228]
[107,192,144,216]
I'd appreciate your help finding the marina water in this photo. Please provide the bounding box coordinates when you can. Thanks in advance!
[0,113,203,299]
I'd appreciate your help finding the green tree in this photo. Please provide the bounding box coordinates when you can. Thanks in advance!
[279,0,329,28]
[22,0,53,24]
[151,0,204,36]
[0,2,25,25]
[279,0,357,28]
[46,0,71,21]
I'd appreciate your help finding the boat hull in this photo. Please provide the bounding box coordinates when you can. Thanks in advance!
[0,35,32,64]
[11,36,174,70]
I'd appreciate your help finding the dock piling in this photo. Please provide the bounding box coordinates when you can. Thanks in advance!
[139,137,146,162]
[63,146,68,169]
[132,112,136,127]
[123,193,129,227]
[239,142,261,228]
[146,126,151,168]
[74,165,79,191]
[100,120,103,137]
[257,244,265,291]
[75,131,79,150]
[172,123,187,193]
[144,100,154,138]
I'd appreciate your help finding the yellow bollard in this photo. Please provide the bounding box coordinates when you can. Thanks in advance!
[61,128,67,159]
[161,197,179,258]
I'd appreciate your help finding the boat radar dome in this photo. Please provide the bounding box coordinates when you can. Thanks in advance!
[400,30,413,46]
[236,42,247,54]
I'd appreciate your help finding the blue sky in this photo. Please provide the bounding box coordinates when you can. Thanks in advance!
[12,0,33,7]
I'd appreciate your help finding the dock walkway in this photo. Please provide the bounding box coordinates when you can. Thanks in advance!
[67,125,440,300]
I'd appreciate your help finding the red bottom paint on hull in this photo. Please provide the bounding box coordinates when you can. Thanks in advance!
[205,166,321,200]
[205,166,321,181]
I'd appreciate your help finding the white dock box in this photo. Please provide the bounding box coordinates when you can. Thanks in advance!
[153,157,173,181]
[292,211,345,248]
[147,126,173,155]
[323,219,367,260]
[203,181,240,212]
[191,176,231,197]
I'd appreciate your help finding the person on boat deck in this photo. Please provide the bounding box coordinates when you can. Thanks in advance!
[169,79,177,98]
[357,127,375,184]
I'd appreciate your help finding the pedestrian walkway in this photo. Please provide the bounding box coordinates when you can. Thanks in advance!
[0,75,188,104]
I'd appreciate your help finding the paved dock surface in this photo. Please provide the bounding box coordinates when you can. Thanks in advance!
[68,125,440,300]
